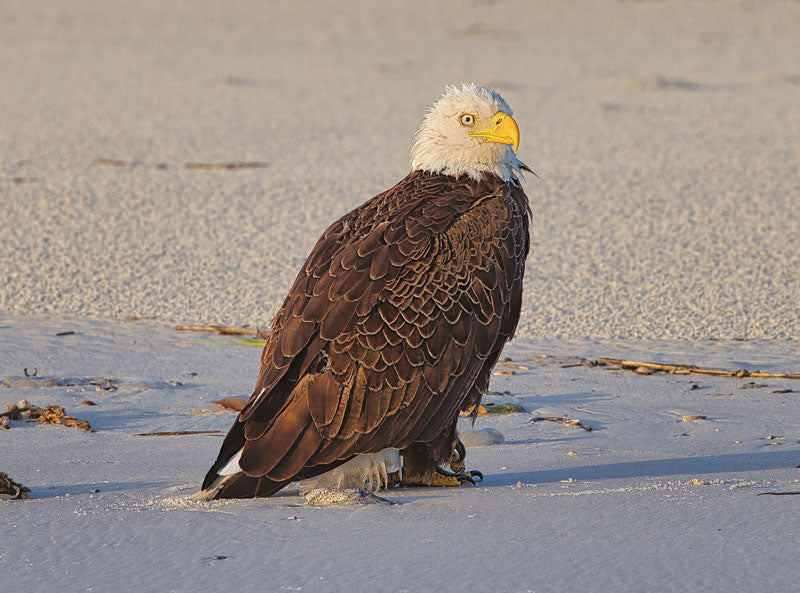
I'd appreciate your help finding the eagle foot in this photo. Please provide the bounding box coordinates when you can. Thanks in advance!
[391,437,483,487]
[392,465,483,488]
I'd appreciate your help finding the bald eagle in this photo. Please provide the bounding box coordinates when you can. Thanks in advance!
[200,83,532,499]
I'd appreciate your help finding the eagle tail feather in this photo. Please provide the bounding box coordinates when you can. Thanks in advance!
[195,472,288,500]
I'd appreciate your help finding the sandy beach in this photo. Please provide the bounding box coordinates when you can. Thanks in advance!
[2,0,798,339]
[1,1,798,592]
[2,317,799,592]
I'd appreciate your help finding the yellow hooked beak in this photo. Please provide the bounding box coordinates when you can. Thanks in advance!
[468,112,520,153]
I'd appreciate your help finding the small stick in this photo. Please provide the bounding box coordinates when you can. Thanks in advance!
[183,162,268,170]
[529,416,593,432]
[499,363,529,371]
[756,491,800,496]
[95,158,130,167]
[597,358,800,380]
[134,430,222,437]
[174,324,268,338]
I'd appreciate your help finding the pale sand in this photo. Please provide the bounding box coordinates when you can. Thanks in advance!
[1,317,799,592]
[1,1,798,339]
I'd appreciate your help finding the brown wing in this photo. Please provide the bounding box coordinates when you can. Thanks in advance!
[203,170,530,488]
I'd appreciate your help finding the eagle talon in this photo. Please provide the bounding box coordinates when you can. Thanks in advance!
[455,440,466,464]
[435,465,460,478]
[454,470,482,485]
[449,438,467,473]
[435,466,483,486]
[467,470,483,482]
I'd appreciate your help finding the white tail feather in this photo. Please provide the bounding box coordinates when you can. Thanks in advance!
[218,448,244,476]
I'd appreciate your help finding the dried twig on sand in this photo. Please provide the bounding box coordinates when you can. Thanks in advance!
[183,162,268,170]
[134,430,222,437]
[529,416,593,432]
[1,400,92,431]
[0,473,30,500]
[461,400,526,416]
[1,376,117,390]
[174,324,269,338]
[95,159,268,171]
[95,158,130,167]
[597,358,800,380]
[497,362,529,371]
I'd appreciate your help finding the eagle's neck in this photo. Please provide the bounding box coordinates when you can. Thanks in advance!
[409,137,526,183]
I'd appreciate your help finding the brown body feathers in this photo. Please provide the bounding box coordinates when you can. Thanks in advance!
[202,170,530,497]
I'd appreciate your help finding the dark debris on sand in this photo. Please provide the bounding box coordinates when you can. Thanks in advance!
[0,473,31,500]
[1,400,92,431]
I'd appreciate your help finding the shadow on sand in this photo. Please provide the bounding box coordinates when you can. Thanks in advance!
[492,449,800,487]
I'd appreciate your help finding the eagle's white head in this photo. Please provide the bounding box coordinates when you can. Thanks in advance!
[410,83,527,182]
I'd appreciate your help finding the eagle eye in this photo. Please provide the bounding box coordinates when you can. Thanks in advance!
[459,113,475,127]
